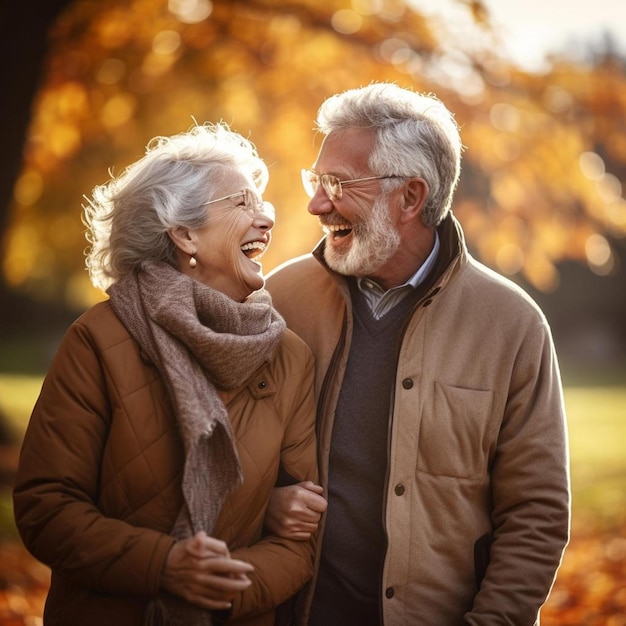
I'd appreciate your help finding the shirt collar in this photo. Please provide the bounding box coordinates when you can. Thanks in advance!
[357,229,440,295]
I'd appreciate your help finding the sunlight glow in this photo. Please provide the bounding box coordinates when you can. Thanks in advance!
[352,0,384,15]
[492,135,521,162]
[525,252,559,292]
[585,234,614,276]
[153,30,181,55]
[542,85,574,114]
[496,242,525,275]
[607,199,626,231]
[331,10,362,34]
[48,124,81,159]
[168,0,212,24]
[579,151,606,180]
[378,38,409,62]
[490,103,521,132]
[13,171,43,207]
[597,173,622,203]
[96,58,126,85]
[3,224,39,287]
[100,94,137,129]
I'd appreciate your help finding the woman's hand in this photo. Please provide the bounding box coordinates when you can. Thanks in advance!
[265,481,328,540]
[160,531,254,611]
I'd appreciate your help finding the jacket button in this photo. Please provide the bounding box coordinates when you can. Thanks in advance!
[385,587,394,599]
[394,484,405,496]
[402,378,413,389]
[257,381,267,389]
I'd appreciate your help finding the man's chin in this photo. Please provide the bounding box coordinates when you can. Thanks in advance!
[324,245,364,276]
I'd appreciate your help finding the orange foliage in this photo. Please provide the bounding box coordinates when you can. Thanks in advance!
[3,0,626,308]
[2,517,625,624]
[542,519,626,625]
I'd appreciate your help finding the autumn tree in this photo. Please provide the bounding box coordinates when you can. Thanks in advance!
[1,0,625,310]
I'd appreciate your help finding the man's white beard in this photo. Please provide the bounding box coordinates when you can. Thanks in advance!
[324,196,400,277]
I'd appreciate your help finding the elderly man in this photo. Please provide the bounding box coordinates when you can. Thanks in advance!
[266,83,570,626]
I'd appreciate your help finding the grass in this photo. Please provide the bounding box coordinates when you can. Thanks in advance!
[564,386,626,528]
[1,375,623,624]
[0,375,42,440]
[0,375,625,535]
[0,375,43,540]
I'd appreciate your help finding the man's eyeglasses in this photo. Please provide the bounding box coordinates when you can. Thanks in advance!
[301,169,403,201]
[203,187,275,219]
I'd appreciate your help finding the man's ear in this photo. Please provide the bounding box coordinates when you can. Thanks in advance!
[400,178,429,223]
[167,226,195,254]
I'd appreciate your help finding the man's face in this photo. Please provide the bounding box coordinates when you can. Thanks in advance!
[307,128,401,278]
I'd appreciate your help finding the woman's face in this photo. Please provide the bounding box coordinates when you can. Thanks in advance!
[172,170,275,302]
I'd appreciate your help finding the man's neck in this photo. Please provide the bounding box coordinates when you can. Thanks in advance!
[366,229,437,291]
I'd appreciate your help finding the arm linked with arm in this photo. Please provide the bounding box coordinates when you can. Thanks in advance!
[230,343,323,619]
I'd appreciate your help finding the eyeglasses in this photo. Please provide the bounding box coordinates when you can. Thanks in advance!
[203,187,275,219]
[301,169,404,201]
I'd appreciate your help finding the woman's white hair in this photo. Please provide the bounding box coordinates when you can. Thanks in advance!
[315,83,462,227]
[83,121,268,291]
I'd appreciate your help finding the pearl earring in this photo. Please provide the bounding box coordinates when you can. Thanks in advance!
[189,255,197,268]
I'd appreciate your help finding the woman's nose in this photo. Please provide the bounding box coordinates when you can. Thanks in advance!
[254,202,275,229]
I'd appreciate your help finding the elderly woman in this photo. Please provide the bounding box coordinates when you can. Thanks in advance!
[12,122,318,626]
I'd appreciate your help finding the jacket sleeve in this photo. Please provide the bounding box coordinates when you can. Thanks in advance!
[230,341,318,619]
[12,320,174,596]
[465,321,571,625]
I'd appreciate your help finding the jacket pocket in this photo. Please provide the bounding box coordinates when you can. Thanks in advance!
[416,382,495,480]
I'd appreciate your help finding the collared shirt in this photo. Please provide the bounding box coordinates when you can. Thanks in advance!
[356,231,440,320]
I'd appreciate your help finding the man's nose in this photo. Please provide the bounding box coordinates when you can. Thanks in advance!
[307,186,333,215]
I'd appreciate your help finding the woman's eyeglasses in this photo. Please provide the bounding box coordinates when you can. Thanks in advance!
[203,188,274,219]
[301,169,403,201]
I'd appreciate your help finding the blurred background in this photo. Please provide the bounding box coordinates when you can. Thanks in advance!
[0,0,624,624]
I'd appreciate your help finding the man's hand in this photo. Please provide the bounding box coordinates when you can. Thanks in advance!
[265,481,328,540]
[160,531,254,611]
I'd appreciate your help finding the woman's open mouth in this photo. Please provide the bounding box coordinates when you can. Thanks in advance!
[240,240,267,260]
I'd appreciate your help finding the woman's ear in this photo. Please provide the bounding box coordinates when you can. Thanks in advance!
[400,178,429,223]
[167,226,195,254]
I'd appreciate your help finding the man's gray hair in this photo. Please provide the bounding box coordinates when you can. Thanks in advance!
[316,83,462,227]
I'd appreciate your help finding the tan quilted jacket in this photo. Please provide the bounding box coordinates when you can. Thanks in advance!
[266,214,570,625]
[13,300,318,626]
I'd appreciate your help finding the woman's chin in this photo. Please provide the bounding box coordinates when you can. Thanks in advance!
[241,272,265,299]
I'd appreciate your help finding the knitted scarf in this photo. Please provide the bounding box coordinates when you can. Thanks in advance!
[107,261,286,626]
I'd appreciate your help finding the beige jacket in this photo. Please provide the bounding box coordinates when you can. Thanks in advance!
[13,299,318,626]
[266,214,570,625]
